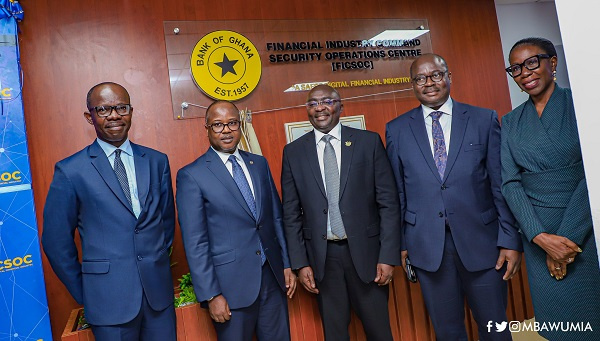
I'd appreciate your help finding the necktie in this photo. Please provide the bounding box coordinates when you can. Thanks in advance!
[322,135,346,239]
[430,111,448,180]
[113,149,132,207]
[229,155,265,264]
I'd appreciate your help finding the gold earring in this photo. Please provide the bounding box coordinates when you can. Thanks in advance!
[552,70,557,81]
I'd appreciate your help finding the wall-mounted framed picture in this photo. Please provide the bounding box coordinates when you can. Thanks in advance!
[284,115,366,143]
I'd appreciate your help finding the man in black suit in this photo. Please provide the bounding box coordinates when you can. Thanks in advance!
[281,84,401,340]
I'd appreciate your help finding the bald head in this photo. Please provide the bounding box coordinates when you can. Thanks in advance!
[86,82,130,110]
[409,53,452,110]
[307,84,340,101]
[205,100,241,154]
[205,100,239,124]
[410,54,448,78]
[305,84,343,134]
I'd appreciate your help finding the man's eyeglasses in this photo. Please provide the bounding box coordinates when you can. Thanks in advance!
[206,120,241,133]
[305,99,340,109]
[505,54,550,78]
[412,71,448,86]
[91,104,132,117]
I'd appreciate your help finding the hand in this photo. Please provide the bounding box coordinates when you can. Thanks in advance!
[532,233,581,263]
[374,263,394,286]
[495,248,522,280]
[298,266,319,294]
[400,250,409,274]
[546,254,567,280]
[284,268,297,299]
[208,295,231,323]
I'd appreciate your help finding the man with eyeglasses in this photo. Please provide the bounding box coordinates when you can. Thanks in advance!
[385,54,522,340]
[42,82,177,340]
[281,84,401,340]
[176,100,296,341]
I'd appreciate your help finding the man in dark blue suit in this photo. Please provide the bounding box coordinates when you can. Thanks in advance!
[385,54,523,340]
[176,100,296,341]
[42,82,176,340]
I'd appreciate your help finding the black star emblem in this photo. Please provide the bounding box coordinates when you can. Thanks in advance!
[214,53,238,77]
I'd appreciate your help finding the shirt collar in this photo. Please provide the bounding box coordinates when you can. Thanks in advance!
[421,96,453,118]
[211,146,242,165]
[96,138,133,157]
[314,122,342,145]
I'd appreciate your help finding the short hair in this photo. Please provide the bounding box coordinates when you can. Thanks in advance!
[307,84,341,100]
[410,54,448,78]
[205,100,240,124]
[509,37,557,58]
[86,82,129,110]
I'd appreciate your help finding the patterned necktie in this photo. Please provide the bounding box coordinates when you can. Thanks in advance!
[322,135,346,239]
[430,111,448,180]
[229,155,265,264]
[229,155,257,218]
[113,149,132,207]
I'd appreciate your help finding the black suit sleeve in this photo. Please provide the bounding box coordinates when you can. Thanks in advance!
[281,146,310,270]
[371,134,402,265]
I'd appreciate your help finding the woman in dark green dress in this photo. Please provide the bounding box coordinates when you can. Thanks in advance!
[501,37,600,340]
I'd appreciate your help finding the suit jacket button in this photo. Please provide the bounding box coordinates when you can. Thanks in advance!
[322,235,327,240]
[137,255,143,261]
[438,212,444,217]
[323,209,327,214]
[441,185,446,190]
[134,229,140,234]
[256,250,261,255]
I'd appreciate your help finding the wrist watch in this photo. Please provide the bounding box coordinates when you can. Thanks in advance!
[207,294,219,303]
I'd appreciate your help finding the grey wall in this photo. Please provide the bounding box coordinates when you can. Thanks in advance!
[495,1,570,109]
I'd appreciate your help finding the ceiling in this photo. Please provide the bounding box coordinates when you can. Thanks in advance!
[495,0,554,4]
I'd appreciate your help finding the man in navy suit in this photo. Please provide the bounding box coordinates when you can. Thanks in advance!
[282,85,401,341]
[176,100,296,341]
[385,54,523,340]
[42,82,176,340]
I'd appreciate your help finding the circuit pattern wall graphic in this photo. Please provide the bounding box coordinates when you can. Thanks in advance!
[0,4,53,340]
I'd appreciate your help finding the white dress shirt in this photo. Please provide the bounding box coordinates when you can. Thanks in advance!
[421,97,453,156]
[313,123,343,240]
[96,138,141,218]
[212,147,255,197]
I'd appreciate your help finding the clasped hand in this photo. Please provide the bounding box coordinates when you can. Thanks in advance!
[533,232,582,280]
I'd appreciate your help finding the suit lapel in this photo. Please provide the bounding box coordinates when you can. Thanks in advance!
[88,141,135,216]
[339,126,355,198]
[240,151,262,221]
[132,143,149,211]
[302,132,326,198]
[408,108,442,182]
[205,149,255,220]
[444,103,469,181]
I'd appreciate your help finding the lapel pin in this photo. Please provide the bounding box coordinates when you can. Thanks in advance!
[345,141,352,147]
[249,161,254,165]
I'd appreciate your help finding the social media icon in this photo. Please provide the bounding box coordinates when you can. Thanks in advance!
[495,321,507,332]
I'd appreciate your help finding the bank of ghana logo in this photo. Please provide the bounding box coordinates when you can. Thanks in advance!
[190,30,261,101]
